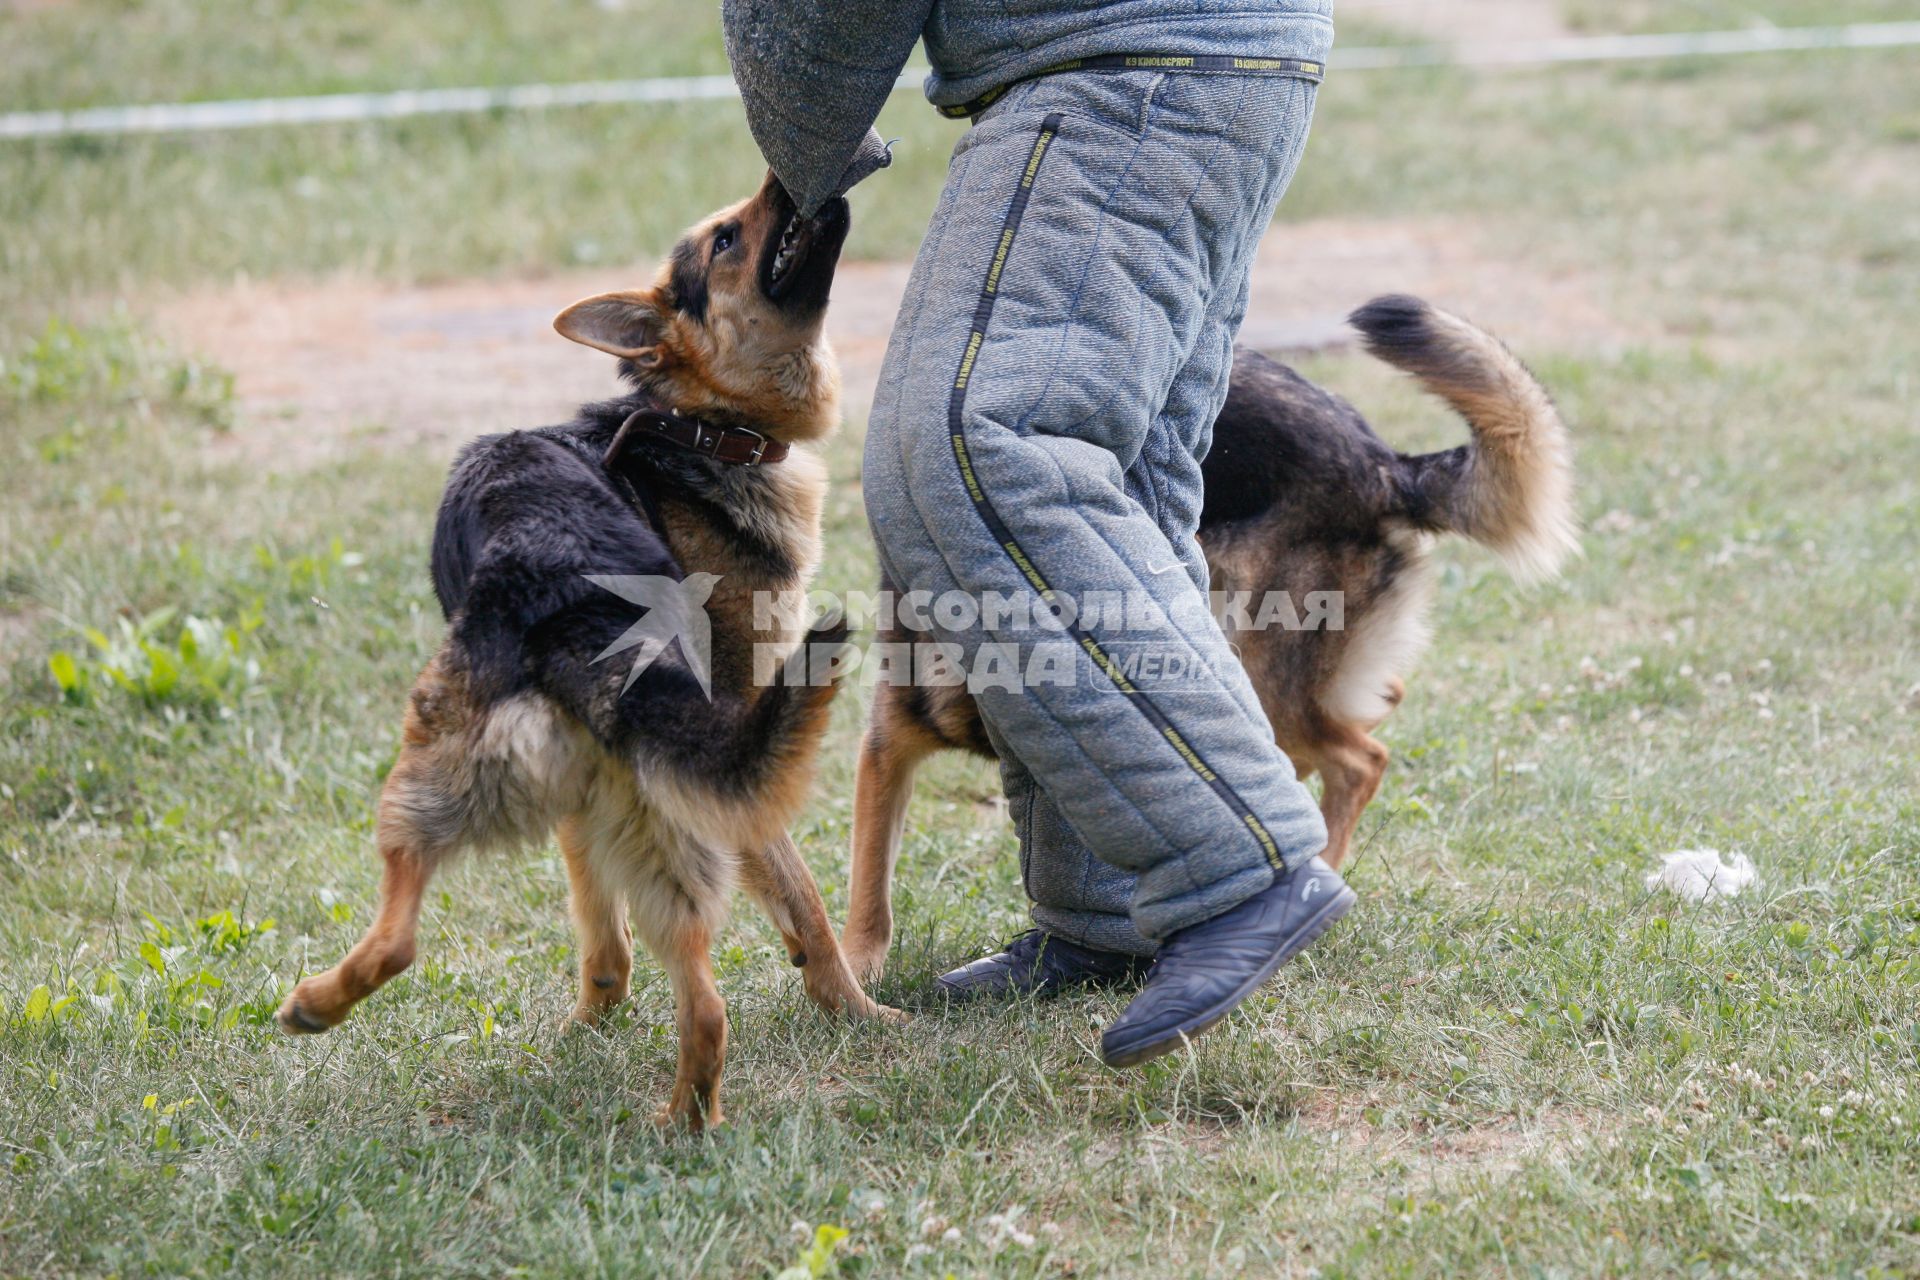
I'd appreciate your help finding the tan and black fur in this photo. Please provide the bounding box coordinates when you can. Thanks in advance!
[840,297,1578,981]
[277,173,895,1130]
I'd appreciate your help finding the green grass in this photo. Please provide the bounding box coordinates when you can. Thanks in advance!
[5,2,1920,1276]
[1561,0,1920,35]
[1,0,731,110]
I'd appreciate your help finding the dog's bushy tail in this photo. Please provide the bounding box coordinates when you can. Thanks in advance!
[1350,294,1578,582]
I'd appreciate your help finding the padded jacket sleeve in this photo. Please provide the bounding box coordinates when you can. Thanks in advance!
[721,0,934,214]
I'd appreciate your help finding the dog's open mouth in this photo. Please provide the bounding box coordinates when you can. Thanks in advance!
[760,183,850,310]
[768,215,812,295]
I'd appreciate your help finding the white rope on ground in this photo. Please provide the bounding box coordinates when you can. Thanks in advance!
[1331,19,1920,68]
[3,21,1917,141]
[0,73,752,140]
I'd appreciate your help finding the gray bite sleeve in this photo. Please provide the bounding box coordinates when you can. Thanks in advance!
[721,0,931,214]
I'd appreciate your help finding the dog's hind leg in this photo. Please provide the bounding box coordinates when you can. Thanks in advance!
[740,832,904,1023]
[841,699,943,983]
[560,814,632,1027]
[277,741,449,1034]
[1312,722,1392,872]
[278,659,575,1035]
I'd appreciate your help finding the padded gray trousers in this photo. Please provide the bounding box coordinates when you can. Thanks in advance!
[862,68,1328,952]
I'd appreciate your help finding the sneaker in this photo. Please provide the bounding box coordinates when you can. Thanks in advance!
[1100,857,1355,1068]
[935,929,1151,1002]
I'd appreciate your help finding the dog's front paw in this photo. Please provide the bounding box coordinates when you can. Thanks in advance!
[836,986,909,1026]
[560,1004,618,1035]
[275,982,342,1035]
[652,1097,725,1134]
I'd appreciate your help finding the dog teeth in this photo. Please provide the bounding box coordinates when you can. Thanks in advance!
[771,216,803,282]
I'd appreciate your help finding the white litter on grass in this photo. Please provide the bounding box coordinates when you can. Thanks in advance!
[1644,849,1758,903]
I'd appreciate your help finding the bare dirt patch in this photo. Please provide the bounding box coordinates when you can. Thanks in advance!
[153,272,619,471]
[1292,1088,1614,1181]
[151,215,1630,472]
[1240,215,1627,356]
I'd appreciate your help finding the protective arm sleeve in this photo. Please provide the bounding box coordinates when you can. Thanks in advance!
[721,0,936,214]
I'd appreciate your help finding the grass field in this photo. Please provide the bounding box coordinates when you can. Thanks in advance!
[3,2,1919,1276]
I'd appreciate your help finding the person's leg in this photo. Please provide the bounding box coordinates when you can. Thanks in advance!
[1013,754,1153,955]
[863,70,1331,954]
[1015,220,1283,962]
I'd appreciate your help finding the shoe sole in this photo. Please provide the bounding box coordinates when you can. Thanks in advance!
[933,964,1148,1006]
[1100,883,1357,1069]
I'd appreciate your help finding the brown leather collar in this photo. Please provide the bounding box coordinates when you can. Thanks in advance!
[603,407,789,469]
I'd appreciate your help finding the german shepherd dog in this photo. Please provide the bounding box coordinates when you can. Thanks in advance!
[838,298,1577,982]
[277,173,895,1130]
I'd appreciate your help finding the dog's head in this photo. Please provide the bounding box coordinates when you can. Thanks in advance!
[554,172,849,443]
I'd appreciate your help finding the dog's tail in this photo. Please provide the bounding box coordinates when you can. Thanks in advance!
[1350,294,1578,582]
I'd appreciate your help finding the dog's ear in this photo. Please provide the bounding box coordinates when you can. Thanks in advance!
[553,290,669,361]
